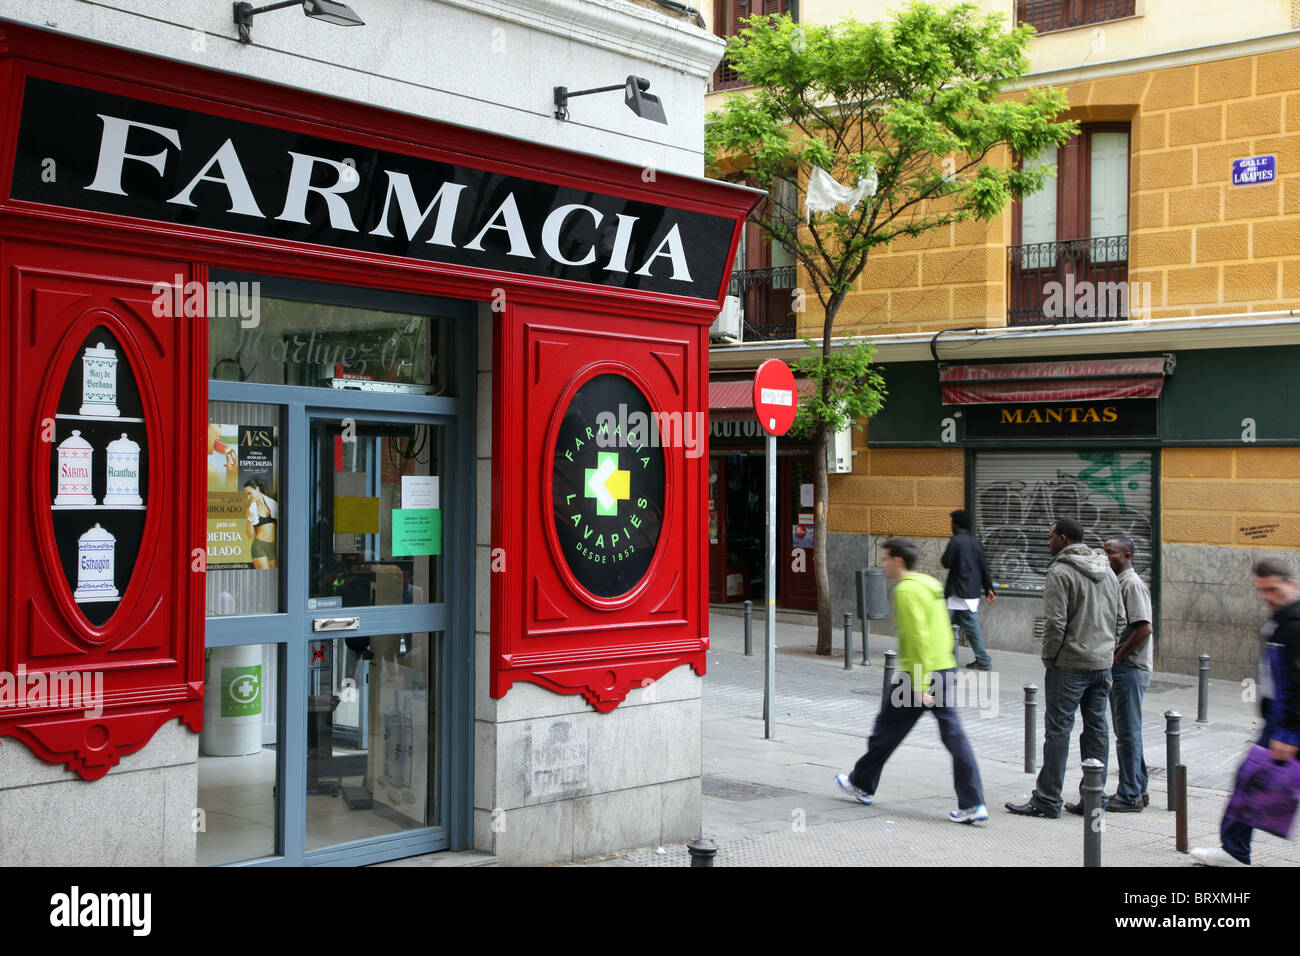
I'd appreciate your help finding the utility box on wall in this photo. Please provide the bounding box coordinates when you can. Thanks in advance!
[0,242,205,778]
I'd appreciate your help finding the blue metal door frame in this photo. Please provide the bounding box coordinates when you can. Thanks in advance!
[204,284,476,867]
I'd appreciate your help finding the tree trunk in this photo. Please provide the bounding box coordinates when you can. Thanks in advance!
[812,418,833,654]
[813,291,845,655]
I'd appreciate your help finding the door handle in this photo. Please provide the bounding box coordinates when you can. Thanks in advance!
[312,617,360,631]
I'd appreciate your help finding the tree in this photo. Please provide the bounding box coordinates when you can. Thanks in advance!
[706,2,1076,654]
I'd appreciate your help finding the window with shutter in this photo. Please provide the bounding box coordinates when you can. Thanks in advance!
[1017,0,1136,35]
[1009,125,1129,324]
[973,450,1153,593]
[712,0,789,91]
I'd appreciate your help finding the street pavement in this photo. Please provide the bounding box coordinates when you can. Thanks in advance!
[581,610,1300,867]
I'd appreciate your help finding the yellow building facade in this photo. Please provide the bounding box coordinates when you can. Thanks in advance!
[705,0,1300,677]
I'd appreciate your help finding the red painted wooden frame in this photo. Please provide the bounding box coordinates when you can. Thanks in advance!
[0,241,206,780]
[0,24,761,769]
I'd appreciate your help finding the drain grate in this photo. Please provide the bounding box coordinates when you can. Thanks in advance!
[702,776,801,802]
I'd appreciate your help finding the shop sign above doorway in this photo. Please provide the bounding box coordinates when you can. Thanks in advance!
[11,76,738,300]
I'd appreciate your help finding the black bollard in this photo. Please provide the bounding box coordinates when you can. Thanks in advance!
[882,649,897,704]
[1174,765,1189,853]
[687,838,718,867]
[843,613,853,671]
[855,568,868,630]
[1197,654,1211,723]
[1081,757,1105,868]
[1164,711,1182,810]
[743,600,753,657]
[1024,684,1038,774]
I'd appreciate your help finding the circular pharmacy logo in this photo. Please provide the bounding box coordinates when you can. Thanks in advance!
[227,672,260,705]
[551,374,665,598]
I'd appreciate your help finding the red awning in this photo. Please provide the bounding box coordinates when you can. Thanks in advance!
[938,356,1172,405]
[709,378,816,420]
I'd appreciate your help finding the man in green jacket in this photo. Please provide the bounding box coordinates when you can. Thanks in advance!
[836,537,989,823]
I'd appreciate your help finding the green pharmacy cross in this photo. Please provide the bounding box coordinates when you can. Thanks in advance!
[584,451,631,516]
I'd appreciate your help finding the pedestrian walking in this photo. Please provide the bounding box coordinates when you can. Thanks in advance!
[1005,518,1122,819]
[1191,557,1300,866]
[836,536,988,823]
[941,509,996,670]
[1105,534,1152,812]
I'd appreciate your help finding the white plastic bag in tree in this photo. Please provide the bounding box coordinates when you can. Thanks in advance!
[805,165,878,222]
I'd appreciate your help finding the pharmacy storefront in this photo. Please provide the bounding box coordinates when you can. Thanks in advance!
[0,25,756,866]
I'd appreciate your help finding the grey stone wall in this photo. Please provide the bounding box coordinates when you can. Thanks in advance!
[0,721,197,866]
[1157,543,1298,681]
[472,665,702,865]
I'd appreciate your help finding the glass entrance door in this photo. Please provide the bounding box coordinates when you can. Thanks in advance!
[302,416,445,855]
[200,276,474,866]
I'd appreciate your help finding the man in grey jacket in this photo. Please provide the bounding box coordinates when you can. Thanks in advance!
[1006,517,1123,819]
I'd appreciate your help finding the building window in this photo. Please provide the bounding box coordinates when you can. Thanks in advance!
[1009,125,1130,325]
[972,450,1153,593]
[1016,0,1136,35]
[712,0,791,91]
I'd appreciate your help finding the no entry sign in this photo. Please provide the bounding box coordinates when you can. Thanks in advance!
[753,359,798,436]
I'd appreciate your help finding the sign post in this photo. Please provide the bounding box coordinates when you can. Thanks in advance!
[753,360,798,740]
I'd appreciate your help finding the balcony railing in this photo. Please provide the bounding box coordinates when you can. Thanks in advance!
[1007,236,1129,326]
[730,265,797,341]
[1017,0,1135,34]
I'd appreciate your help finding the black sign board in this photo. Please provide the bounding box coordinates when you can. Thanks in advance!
[552,374,665,598]
[964,399,1158,440]
[11,77,734,300]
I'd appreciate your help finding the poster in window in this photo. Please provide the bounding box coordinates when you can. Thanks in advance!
[207,423,279,569]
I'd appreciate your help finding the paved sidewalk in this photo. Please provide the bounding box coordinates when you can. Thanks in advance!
[582,611,1300,867]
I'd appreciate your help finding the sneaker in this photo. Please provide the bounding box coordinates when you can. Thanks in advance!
[835,772,873,805]
[1190,847,1248,867]
[1064,801,1084,816]
[949,804,989,824]
[1105,795,1143,813]
[965,661,992,670]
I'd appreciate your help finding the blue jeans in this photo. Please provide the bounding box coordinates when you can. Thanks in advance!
[950,608,991,666]
[850,669,985,809]
[1110,665,1150,803]
[1031,666,1112,812]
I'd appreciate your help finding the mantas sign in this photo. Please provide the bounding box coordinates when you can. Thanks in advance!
[964,400,1158,439]
[11,77,735,299]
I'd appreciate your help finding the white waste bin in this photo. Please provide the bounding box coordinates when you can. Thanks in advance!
[201,644,263,756]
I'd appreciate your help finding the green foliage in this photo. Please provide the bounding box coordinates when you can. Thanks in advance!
[706,2,1075,444]
[705,2,1077,309]
[788,340,887,439]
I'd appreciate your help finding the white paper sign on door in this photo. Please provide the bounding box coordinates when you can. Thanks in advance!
[402,475,439,509]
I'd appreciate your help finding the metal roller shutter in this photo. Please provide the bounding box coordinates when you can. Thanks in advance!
[973,450,1153,593]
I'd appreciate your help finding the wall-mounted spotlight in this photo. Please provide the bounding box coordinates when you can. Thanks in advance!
[234,0,365,44]
[554,76,667,125]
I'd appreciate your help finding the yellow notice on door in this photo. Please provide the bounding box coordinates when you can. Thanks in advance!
[335,496,381,533]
